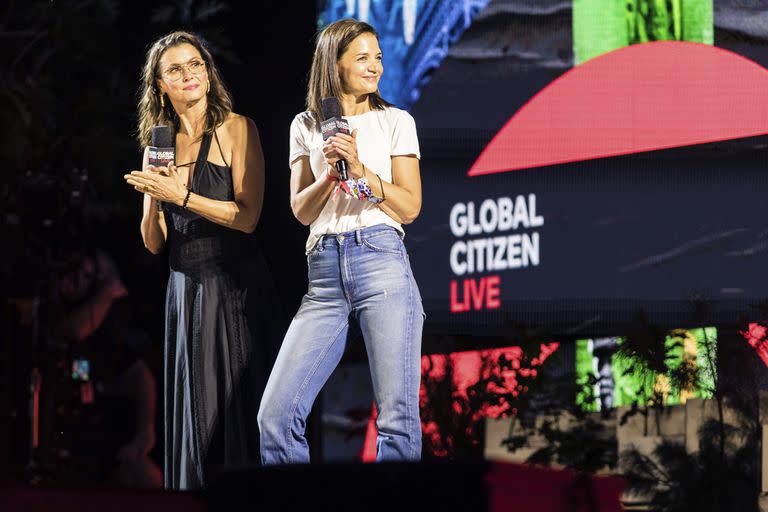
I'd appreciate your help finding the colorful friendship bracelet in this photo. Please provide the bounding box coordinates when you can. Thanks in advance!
[339,176,384,204]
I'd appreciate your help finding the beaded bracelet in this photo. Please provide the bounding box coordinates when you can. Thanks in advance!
[182,188,192,209]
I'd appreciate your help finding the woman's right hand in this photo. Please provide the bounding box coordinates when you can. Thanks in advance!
[124,162,188,206]
[322,140,343,178]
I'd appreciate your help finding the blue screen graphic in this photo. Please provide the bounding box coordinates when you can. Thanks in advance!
[318,0,489,110]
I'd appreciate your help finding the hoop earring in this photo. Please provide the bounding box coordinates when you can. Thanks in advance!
[160,94,165,109]
[207,80,211,94]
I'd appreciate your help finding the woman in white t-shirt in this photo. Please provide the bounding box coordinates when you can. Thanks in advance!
[258,18,425,463]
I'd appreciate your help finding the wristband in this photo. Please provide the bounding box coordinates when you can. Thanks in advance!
[346,176,384,204]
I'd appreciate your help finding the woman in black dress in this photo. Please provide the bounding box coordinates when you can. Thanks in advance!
[123,31,279,490]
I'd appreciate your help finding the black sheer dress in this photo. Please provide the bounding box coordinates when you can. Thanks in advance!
[162,130,280,490]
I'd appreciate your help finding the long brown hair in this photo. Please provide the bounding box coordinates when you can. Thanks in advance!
[306,19,391,123]
[136,31,232,147]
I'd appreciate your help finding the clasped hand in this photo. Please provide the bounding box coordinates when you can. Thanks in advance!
[123,163,188,205]
[322,129,364,180]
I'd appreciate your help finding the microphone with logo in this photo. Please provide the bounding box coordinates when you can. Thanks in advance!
[320,97,350,181]
[147,124,174,210]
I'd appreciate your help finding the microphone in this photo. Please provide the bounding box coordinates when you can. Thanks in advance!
[320,97,350,181]
[148,124,174,168]
[147,124,174,210]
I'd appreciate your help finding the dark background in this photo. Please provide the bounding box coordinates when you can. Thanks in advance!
[0,0,324,482]
[1,1,321,322]
[2,3,768,506]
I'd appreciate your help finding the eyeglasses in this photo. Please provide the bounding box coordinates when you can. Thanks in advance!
[161,59,206,82]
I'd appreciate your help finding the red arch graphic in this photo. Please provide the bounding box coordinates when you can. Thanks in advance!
[468,41,768,176]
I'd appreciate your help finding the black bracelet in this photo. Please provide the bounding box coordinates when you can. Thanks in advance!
[376,173,386,202]
[182,189,192,209]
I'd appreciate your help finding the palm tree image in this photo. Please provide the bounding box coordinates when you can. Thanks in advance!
[573,0,713,64]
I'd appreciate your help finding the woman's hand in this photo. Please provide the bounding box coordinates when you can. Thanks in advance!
[123,163,188,205]
[323,128,364,179]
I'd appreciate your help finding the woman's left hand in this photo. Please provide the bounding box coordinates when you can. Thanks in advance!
[329,129,364,179]
[123,163,188,205]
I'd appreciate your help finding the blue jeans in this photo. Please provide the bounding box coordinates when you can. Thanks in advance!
[258,224,424,464]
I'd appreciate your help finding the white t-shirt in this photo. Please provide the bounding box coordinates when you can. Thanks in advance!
[289,106,421,254]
